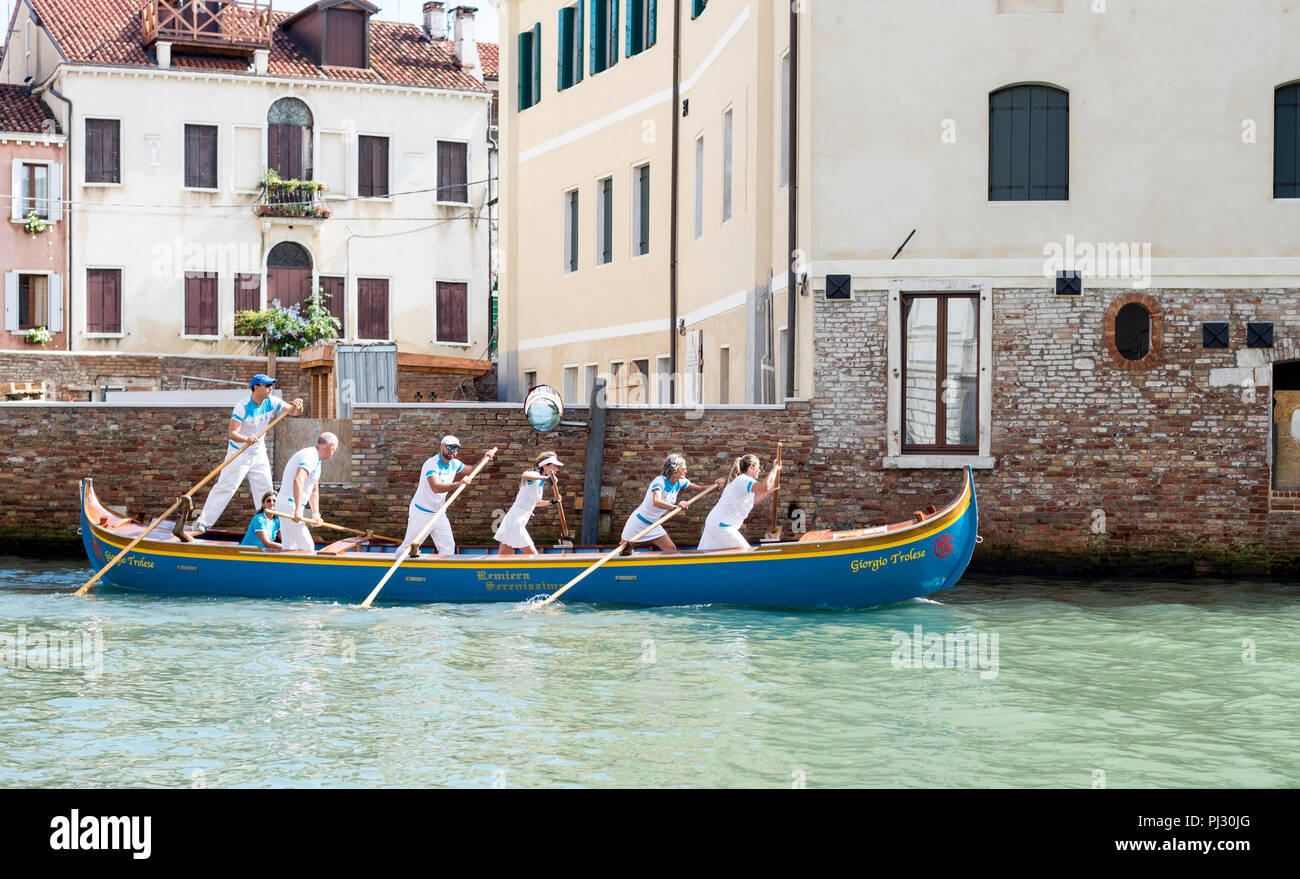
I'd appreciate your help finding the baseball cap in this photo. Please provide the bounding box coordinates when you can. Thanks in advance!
[249,373,278,389]
[441,435,461,447]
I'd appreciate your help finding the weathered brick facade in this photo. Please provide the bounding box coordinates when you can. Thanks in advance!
[812,286,1300,572]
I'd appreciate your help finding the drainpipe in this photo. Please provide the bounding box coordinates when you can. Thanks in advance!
[785,3,798,402]
[38,79,72,352]
[668,0,682,404]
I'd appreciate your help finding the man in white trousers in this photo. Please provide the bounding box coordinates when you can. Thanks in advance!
[193,374,303,534]
[398,435,474,558]
[274,432,340,553]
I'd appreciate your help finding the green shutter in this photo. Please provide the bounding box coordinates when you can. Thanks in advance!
[1039,86,1068,200]
[558,7,572,90]
[576,0,585,83]
[532,22,542,107]
[590,0,601,73]
[610,0,620,66]
[692,0,706,19]
[602,179,613,263]
[648,0,656,48]
[625,0,634,58]
[1276,84,1300,198]
[517,31,530,110]
[989,86,1031,201]
[638,164,650,254]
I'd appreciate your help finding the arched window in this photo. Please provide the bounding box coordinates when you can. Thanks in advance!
[1104,293,1163,370]
[1115,303,1150,361]
[1275,83,1300,198]
[989,84,1068,201]
[267,98,313,181]
[266,241,314,311]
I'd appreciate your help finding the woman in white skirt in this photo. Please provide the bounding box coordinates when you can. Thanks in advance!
[494,451,563,555]
[621,454,721,552]
[697,453,782,552]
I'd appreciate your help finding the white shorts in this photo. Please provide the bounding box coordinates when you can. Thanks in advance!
[697,512,750,552]
[621,514,667,543]
[279,518,316,554]
[493,510,536,550]
[400,502,456,556]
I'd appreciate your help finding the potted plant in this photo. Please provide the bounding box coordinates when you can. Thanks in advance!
[24,210,48,235]
[23,326,53,347]
[235,287,341,359]
[257,168,330,218]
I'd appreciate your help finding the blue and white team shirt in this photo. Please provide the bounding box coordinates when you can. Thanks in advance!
[228,394,288,454]
[274,447,323,514]
[711,474,757,528]
[411,454,465,513]
[631,476,690,527]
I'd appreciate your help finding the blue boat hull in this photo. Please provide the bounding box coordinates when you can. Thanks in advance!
[79,470,979,610]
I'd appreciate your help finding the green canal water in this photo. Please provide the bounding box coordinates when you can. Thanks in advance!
[0,556,1295,788]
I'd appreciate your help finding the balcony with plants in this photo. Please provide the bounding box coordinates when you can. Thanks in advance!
[254,169,331,221]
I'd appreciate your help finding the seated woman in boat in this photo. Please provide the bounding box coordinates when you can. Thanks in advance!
[240,491,282,552]
[697,454,782,552]
[621,454,721,552]
[493,452,564,555]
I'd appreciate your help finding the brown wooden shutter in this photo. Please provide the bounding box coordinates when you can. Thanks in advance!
[200,274,218,335]
[185,272,218,335]
[85,270,103,333]
[234,273,260,315]
[357,278,388,339]
[319,275,345,335]
[184,125,218,188]
[437,141,468,203]
[184,274,200,335]
[85,119,119,183]
[437,281,468,343]
[325,9,367,68]
[104,270,121,333]
[359,136,388,197]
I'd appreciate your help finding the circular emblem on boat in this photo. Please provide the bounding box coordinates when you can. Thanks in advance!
[934,534,954,558]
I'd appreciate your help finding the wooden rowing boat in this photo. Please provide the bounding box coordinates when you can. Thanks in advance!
[78,469,979,609]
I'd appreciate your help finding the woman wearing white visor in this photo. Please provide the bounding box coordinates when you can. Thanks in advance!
[494,451,564,555]
[621,453,721,552]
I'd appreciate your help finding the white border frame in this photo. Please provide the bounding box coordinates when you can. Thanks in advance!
[179,271,222,341]
[180,120,222,193]
[434,138,472,206]
[594,173,614,267]
[354,274,393,343]
[885,278,995,469]
[81,115,125,187]
[562,185,580,275]
[355,130,394,201]
[433,278,473,346]
[630,159,651,259]
[82,266,125,338]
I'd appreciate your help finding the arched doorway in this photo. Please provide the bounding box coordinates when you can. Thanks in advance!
[268,97,313,181]
[266,241,313,312]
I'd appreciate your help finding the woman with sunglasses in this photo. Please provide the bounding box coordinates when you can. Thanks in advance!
[620,453,721,552]
[240,490,283,551]
[494,451,564,555]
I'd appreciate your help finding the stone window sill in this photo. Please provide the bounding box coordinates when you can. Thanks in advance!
[884,455,996,470]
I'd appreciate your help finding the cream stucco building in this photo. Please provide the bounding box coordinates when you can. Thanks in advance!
[2,0,498,362]
[499,0,1300,409]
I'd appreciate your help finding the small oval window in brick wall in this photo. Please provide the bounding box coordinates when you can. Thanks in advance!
[1103,292,1163,370]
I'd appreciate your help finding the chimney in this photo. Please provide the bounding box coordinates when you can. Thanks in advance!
[253,48,270,75]
[156,41,172,69]
[423,2,447,41]
[453,6,480,74]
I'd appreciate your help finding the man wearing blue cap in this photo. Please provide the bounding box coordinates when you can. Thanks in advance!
[193,374,303,535]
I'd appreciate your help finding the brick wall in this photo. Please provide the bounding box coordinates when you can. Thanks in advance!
[813,286,1300,573]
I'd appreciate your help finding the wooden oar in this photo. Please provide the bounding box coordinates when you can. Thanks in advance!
[529,481,720,610]
[264,512,402,545]
[75,405,295,596]
[359,447,498,608]
[764,442,784,541]
[550,474,573,548]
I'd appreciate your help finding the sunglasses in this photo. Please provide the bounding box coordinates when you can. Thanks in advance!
[445,445,460,451]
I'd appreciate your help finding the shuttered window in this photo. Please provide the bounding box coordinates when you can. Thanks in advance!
[85,119,120,184]
[1275,83,1300,198]
[563,188,579,273]
[437,141,469,203]
[436,281,469,344]
[989,85,1069,201]
[358,135,389,197]
[85,269,121,334]
[234,273,260,322]
[558,3,585,90]
[692,0,707,18]
[597,176,613,264]
[184,124,219,189]
[633,162,650,256]
[589,0,618,74]
[517,24,543,110]
[184,272,219,336]
[17,274,48,330]
[357,277,389,339]
[319,275,346,336]
[626,0,655,57]
[323,8,368,68]
[267,98,313,180]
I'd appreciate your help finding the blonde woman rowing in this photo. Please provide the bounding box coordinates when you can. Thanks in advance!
[697,454,781,552]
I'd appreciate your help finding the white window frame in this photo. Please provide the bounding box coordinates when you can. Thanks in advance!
[694,133,704,240]
[595,174,614,267]
[885,279,995,469]
[523,370,538,392]
[433,277,473,347]
[583,362,599,403]
[435,138,472,206]
[181,120,222,193]
[562,186,579,275]
[655,354,671,403]
[82,266,125,338]
[82,115,125,188]
[10,158,60,222]
[718,344,730,404]
[6,269,57,333]
[354,275,394,343]
[231,124,264,194]
[608,359,625,404]
[630,160,650,259]
[629,356,650,404]
[721,106,733,223]
[562,363,581,403]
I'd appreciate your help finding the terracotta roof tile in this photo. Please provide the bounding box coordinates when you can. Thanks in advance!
[477,41,497,78]
[0,84,60,134]
[25,0,490,92]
